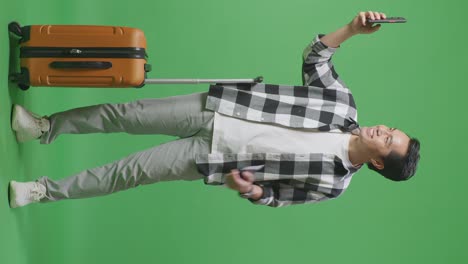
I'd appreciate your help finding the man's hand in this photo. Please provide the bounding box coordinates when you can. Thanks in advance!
[225,169,264,201]
[348,11,387,35]
[225,169,255,193]
[320,10,388,48]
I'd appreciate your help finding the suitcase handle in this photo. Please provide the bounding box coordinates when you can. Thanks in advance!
[144,76,264,84]
[50,61,112,69]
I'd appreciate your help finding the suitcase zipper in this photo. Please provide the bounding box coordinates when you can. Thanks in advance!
[20,47,147,59]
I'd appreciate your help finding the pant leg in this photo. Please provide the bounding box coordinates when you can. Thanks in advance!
[41,92,213,144]
[37,117,213,202]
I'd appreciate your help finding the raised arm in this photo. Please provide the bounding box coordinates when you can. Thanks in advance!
[321,11,387,47]
[302,11,387,87]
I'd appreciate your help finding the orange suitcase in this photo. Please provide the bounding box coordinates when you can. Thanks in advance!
[8,22,262,90]
[9,22,149,90]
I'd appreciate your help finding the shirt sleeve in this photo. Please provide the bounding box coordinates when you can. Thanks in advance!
[302,34,347,89]
[248,181,330,208]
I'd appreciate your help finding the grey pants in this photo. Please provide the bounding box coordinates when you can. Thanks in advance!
[37,92,214,202]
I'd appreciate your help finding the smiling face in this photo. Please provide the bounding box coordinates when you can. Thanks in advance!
[358,125,411,169]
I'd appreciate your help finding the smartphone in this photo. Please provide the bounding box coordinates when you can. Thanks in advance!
[367,17,407,23]
[240,165,265,173]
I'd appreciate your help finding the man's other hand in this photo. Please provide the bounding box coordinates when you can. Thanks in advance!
[225,169,254,193]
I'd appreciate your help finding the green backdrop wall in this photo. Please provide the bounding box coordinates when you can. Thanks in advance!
[1,0,465,264]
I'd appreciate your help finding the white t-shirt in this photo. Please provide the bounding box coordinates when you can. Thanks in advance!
[212,112,355,170]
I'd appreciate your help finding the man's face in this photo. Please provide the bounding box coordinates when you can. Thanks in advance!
[359,125,411,163]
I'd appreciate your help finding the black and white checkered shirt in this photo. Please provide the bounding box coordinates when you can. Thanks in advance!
[196,34,361,207]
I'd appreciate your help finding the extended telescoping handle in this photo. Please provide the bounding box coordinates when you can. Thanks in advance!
[144,76,263,84]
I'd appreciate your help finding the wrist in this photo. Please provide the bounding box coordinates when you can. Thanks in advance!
[250,185,264,201]
[239,184,254,194]
[345,23,359,36]
[239,184,263,200]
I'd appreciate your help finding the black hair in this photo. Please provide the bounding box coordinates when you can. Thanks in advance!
[367,138,420,181]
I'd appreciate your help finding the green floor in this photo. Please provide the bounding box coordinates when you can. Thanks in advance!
[1,1,467,264]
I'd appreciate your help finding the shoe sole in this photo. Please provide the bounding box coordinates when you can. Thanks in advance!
[11,105,20,132]
[11,105,31,143]
[9,181,18,208]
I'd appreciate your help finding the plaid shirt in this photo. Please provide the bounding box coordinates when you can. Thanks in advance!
[196,34,361,207]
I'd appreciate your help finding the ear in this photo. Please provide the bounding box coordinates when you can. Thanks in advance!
[370,158,385,170]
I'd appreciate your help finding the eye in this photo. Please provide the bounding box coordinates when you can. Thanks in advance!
[386,135,394,146]
[385,135,392,146]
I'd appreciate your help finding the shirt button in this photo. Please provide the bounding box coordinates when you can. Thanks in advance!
[236,112,240,116]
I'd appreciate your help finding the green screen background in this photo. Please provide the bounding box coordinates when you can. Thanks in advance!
[0,0,465,263]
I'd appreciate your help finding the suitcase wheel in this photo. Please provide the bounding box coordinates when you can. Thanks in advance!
[8,22,22,37]
[9,74,30,90]
[18,83,30,91]
[9,68,31,91]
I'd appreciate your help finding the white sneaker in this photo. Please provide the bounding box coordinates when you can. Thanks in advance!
[11,105,50,143]
[9,181,47,208]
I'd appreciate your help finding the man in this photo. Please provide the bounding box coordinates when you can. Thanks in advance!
[9,11,420,208]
